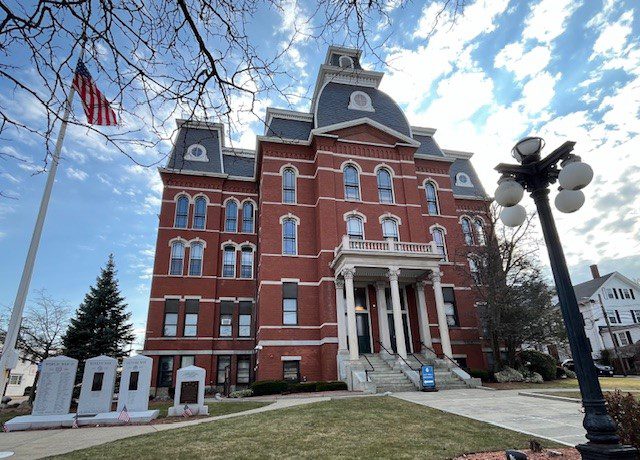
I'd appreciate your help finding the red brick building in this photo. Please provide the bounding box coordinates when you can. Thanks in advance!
[142,47,491,393]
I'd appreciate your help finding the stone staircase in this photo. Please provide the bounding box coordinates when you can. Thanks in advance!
[362,353,474,392]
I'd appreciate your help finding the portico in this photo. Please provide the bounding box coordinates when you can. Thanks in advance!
[331,236,453,366]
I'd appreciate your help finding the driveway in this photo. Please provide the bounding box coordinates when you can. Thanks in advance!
[394,389,587,446]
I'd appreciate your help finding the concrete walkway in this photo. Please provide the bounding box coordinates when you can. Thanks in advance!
[393,389,587,447]
[0,397,328,460]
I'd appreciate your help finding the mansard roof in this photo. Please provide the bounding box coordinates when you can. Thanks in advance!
[166,120,224,174]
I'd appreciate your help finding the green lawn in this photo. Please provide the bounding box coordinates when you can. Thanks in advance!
[486,377,640,391]
[55,397,560,460]
[149,400,270,419]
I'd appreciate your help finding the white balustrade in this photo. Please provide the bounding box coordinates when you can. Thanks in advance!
[342,238,434,254]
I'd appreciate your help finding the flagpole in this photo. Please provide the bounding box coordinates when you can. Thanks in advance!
[0,47,84,396]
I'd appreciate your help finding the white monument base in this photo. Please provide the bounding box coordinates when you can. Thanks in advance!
[167,403,208,417]
[3,410,160,431]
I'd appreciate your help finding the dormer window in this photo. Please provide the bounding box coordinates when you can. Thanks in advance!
[455,172,473,187]
[339,55,354,69]
[348,91,374,112]
[185,144,208,162]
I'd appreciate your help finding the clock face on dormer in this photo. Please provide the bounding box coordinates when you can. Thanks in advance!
[353,93,367,108]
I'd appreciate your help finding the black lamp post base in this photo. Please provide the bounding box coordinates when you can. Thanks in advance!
[577,443,639,459]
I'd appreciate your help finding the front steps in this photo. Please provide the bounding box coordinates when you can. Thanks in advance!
[361,353,475,392]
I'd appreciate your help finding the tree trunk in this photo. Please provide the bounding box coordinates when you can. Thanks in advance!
[491,333,502,371]
[29,370,39,404]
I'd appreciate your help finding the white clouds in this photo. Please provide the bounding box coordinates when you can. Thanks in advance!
[494,43,552,80]
[1,172,20,184]
[592,10,633,57]
[520,71,561,114]
[522,0,582,44]
[65,167,88,181]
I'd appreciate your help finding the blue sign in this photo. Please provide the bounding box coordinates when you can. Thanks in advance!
[421,365,436,391]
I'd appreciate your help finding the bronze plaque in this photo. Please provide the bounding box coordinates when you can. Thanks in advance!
[180,381,199,404]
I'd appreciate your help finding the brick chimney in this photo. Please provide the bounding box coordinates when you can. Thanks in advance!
[590,264,600,279]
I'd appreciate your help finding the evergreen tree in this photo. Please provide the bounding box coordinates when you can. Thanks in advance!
[62,254,135,365]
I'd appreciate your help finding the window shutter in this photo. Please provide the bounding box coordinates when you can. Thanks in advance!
[165,299,179,313]
[185,299,200,313]
[626,331,633,344]
[631,289,636,300]
[615,310,621,323]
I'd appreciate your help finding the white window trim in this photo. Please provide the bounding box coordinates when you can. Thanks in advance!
[459,215,475,246]
[455,172,474,187]
[240,246,255,279]
[345,215,366,240]
[342,162,362,202]
[187,241,205,277]
[174,194,191,228]
[423,179,441,215]
[240,199,257,233]
[375,165,395,204]
[222,245,237,278]
[185,144,209,162]
[380,217,400,241]
[223,198,240,233]
[168,239,187,276]
[338,55,354,69]
[429,224,449,261]
[281,216,299,256]
[348,90,374,112]
[192,194,208,230]
[281,165,298,204]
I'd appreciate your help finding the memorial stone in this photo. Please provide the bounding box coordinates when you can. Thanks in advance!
[32,356,78,416]
[77,355,117,415]
[117,355,153,412]
[168,365,208,416]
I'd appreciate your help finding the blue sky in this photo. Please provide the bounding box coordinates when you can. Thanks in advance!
[1,0,639,349]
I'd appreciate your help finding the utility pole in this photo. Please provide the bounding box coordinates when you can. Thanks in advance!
[593,298,627,376]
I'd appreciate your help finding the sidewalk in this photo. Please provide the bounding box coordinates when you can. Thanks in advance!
[0,397,328,459]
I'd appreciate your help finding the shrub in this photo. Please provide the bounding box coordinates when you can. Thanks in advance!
[565,369,577,379]
[604,390,640,449]
[289,382,318,393]
[523,372,544,384]
[250,380,289,396]
[316,381,348,391]
[468,369,493,382]
[556,366,566,379]
[518,350,557,381]
[229,389,253,398]
[494,366,524,383]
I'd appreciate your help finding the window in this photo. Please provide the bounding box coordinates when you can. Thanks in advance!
[607,309,620,324]
[225,200,238,232]
[184,299,199,336]
[469,258,480,285]
[239,302,253,337]
[632,310,640,323]
[474,219,486,245]
[623,289,631,299]
[377,168,394,203]
[240,247,254,278]
[189,242,203,276]
[237,355,251,384]
[219,301,234,337]
[382,218,399,241]
[283,282,298,325]
[282,218,297,255]
[282,168,296,204]
[163,299,179,336]
[181,355,195,368]
[193,196,206,229]
[222,246,236,277]
[185,144,208,161]
[616,332,630,346]
[443,287,458,326]
[175,195,189,228]
[348,91,374,112]
[283,361,300,382]
[343,165,360,200]
[339,55,354,68]
[431,228,447,259]
[424,181,439,215]
[170,241,185,275]
[461,218,474,245]
[605,288,615,299]
[455,172,473,187]
[346,216,364,240]
[157,356,173,388]
[242,202,254,233]
[8,374,22,385]
[216,356,231,384]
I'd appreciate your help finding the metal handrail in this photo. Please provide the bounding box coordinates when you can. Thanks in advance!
[421,341,465,372]
[361,354,375,382]
[377,341,419,372]
[409,352,426,367]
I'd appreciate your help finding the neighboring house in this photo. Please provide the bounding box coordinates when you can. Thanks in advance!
[4,356,37,398]
[141,46,492,393]
[574,265,640,361]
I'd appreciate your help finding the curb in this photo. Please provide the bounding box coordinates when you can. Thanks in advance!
[518,391,581,403]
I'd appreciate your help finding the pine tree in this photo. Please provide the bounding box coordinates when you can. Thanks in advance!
[62,254,135,365]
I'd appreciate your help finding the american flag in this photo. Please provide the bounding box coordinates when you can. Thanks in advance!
[72,60,118,126]
[72,414,79,429]
[182,404,193,417]
[118,405,131,423]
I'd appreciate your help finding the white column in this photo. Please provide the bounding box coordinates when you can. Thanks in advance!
[334,279,348,352]
[388,267,407,359]
[343,267,359,361]
[431,271,453,359]
[375,282,392,352]
[415,281,433,351]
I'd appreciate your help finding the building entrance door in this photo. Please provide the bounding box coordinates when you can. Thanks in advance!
[356,313,372,354]
[385,288,412,354]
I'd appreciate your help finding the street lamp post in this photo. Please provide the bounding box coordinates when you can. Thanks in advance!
[494,138,638,459]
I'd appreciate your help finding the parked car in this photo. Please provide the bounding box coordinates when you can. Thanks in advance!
[561,359,614,377]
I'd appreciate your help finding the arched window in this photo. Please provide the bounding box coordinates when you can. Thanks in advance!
[474,219,486,246]
[346,216,364,240]
[222,246,236,278]
[175,195,189,228]
[425,181,439,215]
[377,168,394,204]
[432,228,447,260]
[382,218,399,241]
[469,257,480,285]
[240,247,254,278]
[339,55,354,68]
[225,200,238,232]
[189,242,204,276]
[170,241,185,275]
[282,218,297,255]
[242,202,254,233]
[343,165,360,200]
[282,168,296,204]
[193,196,206,230]
[461,217,474,245]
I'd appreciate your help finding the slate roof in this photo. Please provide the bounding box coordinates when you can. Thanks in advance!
[573,273,615,300]
[315,82,411,137]
[449,159,488,198]
[223,154,255,178]
[266,117,313,141]
[413,134,444,157]
[167,126,223,174]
